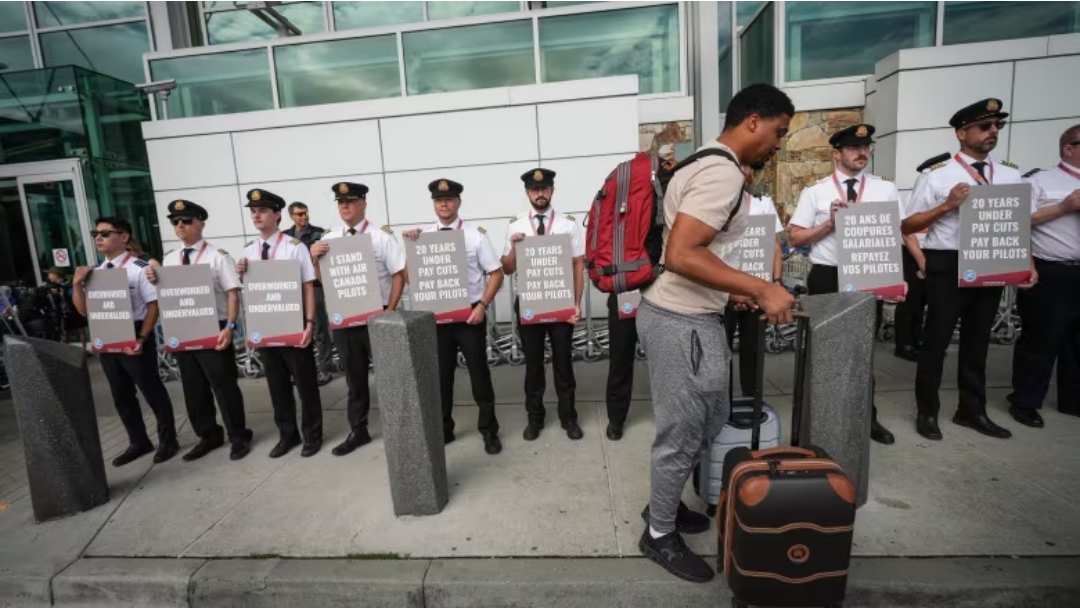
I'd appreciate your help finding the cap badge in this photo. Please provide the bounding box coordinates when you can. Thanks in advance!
[251,190,262,201]
[338,183,349,194]
[855,125,868,138]
[987,99,999,112]
[173,200,185,211]
[438,180,449,192]
[533,169,544,182]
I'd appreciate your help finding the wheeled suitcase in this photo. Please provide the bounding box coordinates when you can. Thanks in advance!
[716,313,857,608]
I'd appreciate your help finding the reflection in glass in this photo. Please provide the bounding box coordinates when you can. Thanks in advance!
[785,2,935,81]
[718,1,734,111]
[33,1,145,27]
[403,21,534,95]
[150,49,274,118]
[333,1,423,30]
[944,1,1080,45]
[740,2,774,86]
[0,179,36,287]
[39,22,150,84]
[206,2,326,44]
[276,36,401,107]
[737,0,767,27]
[539,5,680,94]
[0,2,27,33]
[0,37,35,73]
[0,68,86,165]
[426,2,520,21]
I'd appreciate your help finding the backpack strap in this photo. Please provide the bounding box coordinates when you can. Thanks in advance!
[670,148,745,232]
[612,160,634,294]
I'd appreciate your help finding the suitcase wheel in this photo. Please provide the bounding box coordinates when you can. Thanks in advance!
[706,503,716,517]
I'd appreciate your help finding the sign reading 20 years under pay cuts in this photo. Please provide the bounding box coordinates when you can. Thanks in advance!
[516,234,576,324]
[243,260,306,347]
[318,234,384,328]
[405,231,472,324]
[958,183,1032,287]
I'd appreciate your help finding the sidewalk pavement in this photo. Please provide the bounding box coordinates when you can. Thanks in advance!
[0,345,1078,607]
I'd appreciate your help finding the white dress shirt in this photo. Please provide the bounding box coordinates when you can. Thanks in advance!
[319,220,406,305]
[421,218,502,303]
[502,208,586,258]
[97,252,157,321]
[162,239,241,321]
[1026,162,1080,262]
[242,231,317,283]
[747,193,784,233]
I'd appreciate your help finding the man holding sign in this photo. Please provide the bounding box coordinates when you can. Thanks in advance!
[402,179,504,454]
[310,181,406,457]
[238,188,324,458]
[501,168,585,442]
[788,124,898,445]
[72,218,179,466]
[902,98,1036,441]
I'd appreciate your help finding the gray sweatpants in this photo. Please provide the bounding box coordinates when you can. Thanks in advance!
[637,298,731,534]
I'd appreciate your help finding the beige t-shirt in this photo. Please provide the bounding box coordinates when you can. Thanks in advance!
[642,143,748,315]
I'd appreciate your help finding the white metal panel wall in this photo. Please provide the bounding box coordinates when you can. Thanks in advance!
[231,122,384,183]
[146,134,237,190]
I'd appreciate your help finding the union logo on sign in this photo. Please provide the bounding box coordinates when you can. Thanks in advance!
[251,333,262,344]
[622,303,633,313]
[523,310,534,320]
[843,284,854,292]
[964,269,977,282]
[93,338,103,349]
[332,313,342,325]
[168,337,179,349]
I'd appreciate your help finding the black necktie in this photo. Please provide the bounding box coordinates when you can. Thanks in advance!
[106,262,115,269]
[440,227,451,231]
[182,248,193,265]
[347,228,356,236]
[844,178,858,203]
[536,215,546,235]
[261,242,270,260]
[971,161,988,183]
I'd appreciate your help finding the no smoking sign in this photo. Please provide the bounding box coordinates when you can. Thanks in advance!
[52,248,70,266]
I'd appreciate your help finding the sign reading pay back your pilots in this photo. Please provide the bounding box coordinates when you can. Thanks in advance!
[516,234,576,324]
[405,231,472,324]
[958,184,1032,287]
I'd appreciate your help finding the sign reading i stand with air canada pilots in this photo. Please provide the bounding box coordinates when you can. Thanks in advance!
[958,183,1032,287]
[836,200,906,300]
[515,234,576,324]
[404,231,472,324]
[318,234,384,328]
[735,216,777,282]
[84,268,137,353]
[156,265,220,352]
[243,260,306,348]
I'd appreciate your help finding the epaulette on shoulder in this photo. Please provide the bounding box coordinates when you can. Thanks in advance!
[164,249,175,257]
[321,229,332,237]
[1001,160,1018,169]
[132,259,148,268]
[289,238,301,245]
[218,248,229,256]
[929,162,947,172]
[245,239,254,247]
[381,225,393,235]
[565,214,576,221]
[477,226,487,234]
[1022,168,1042,179]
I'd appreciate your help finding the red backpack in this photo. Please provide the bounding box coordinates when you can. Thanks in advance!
[585,149,743,294]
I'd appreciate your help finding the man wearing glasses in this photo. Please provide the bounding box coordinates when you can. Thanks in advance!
[788,123,897,445]
[147,200,252,461]
[285,202,333,386]
[902,98,1036,441]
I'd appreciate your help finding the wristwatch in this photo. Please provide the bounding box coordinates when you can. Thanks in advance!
[136,334,146,343]
[479,300,490,310]
[225,321,236,330]
[305,318,315,325]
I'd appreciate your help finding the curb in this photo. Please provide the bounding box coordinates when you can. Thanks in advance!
[13,556,1080,607]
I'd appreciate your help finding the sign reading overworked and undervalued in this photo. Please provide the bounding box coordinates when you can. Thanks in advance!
[244,260,305,348]
[318,234,384,328]
[405,231,472,324]
[516,234,576,324]
[958,184,1032,287]
[156,265,220,352]
[735,216,776,282]
[85,268,136,354]
[837,200,905,300]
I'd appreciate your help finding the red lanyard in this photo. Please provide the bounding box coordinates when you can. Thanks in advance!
[832,173,866,203]
[106,254,132,269]
[954,154,994,185]
[438,219,464,231]
[529,210,555,235]
[1058,163,1080,182]
[184,241,209,265]
[344,220,369,236]
[262,233,285,260]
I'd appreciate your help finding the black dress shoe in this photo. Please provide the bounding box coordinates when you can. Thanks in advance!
[483,433,502,455]
[871,419,895,445]
[641,501,711,534]
[154,441,180,464]
[332,429,373,457]
[300,440,322,457]
[229,441,251,461]
[638,529,714,583]
[317,372,333,386]
[523,423,543,441]
[1009,405,1044,428]
[606,421,624,441]
[444,430,455,445]
[953,412,1012,439]
[894,345,919,363]
[183,437,224,462]
[915,414,942,440]
[269,438,301,458]
[112,443,154,467]
[563,422,584,440]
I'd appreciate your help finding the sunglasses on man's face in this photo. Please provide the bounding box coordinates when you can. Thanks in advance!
[969,120,1007,132]
[170,218,195,226]
[90,230,120,238]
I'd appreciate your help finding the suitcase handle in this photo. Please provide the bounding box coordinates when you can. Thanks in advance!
[752,446,817,459]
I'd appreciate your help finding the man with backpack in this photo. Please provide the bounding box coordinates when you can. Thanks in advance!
[636,84,796,583]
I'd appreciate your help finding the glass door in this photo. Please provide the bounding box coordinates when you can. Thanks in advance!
[0,177,36,288]
[16,170,95,284]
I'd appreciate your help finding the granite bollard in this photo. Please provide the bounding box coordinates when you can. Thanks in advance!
[368,311,448,516]
[796,292,876,507]
[4,335,109,522]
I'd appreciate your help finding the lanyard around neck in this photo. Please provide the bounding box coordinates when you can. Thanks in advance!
[438,218,464,231]
[529,210,555,235]
[344,220,369,236]
[183,241,209,265]
[1058,162,1080,182]
[106,253,133,269]
[832,173,866,203]
[954,154,994,185]
[262,233,285,260]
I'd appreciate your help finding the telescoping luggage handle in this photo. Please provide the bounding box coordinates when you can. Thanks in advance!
[741,305,809,452]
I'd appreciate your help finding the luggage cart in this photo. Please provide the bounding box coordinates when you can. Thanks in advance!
[991,287,1021,345]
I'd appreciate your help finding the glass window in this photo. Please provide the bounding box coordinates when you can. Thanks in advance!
[785,2,936,82]
[0,3,27,33]
[333,1,423,30]
[719,2,734,111]
[539,4,681,95]
[943,1,1080,45]
[737,1,767,27]
[403,20,534,95]
[740,2,773,86]
[545,1,600,6]
[205,2,326,45]
[426,2,520,21]
[0,37,35,72]
[40,22,150,84]
[150,49,274,118]
[33,1,145,27]
[275,36,401,107]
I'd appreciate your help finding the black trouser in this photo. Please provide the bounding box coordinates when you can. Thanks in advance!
[807,264,882,423]
[916,250,1002,418]
[260,345,323,444]
[333,325,373,433]
[99,325,177,449]
[724,305,762,397]
[605,294,638,426]
[894,247,927,350]
[313,286,334,375]
[175,323,250,446]
[437,316,498,436]
[1008,259,1080,416]
[515,299,577,426]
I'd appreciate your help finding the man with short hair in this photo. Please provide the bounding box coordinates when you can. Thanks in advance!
[637,84,796,583]
[285,201,333,385]
[71,217,179,466]
[1008,124,1080,424]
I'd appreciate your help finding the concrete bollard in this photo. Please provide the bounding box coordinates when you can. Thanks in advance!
[368,311,448,516]
[797,293,876,508]
[4,335,109,522]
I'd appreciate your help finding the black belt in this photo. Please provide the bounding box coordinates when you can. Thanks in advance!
[1035,257,1080,267]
